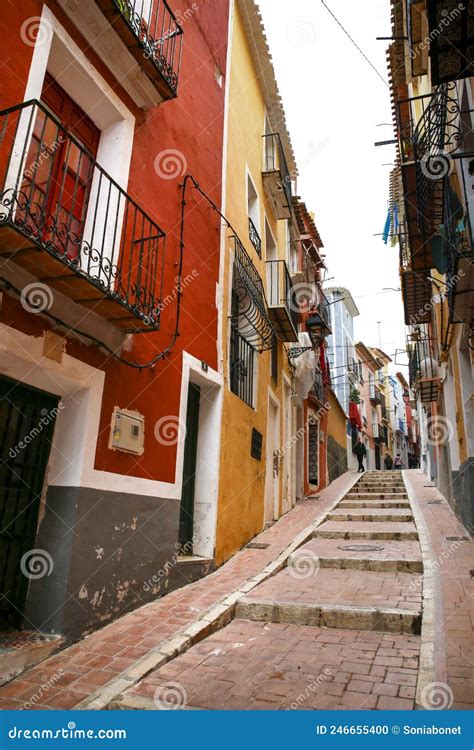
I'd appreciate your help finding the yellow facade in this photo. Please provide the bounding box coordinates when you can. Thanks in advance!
[215,3,297,565]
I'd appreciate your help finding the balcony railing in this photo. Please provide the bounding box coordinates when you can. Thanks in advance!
[0,100,165,331]
[407,326,440,403]
[98,0,183,99]
[266,259,298,342]
[306,286,332,336]
[230,326,255,408]
[248,216,262,258]
[262,133,292,219]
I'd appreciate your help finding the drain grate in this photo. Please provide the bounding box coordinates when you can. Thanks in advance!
[246,542,269,549]
[427,500,442,505]
[338,544,385,552]
[445,536,469,542]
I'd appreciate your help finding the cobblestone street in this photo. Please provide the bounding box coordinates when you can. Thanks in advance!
[0,470,471,712]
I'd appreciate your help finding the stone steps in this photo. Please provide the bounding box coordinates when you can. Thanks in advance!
[328,509,413,523]
[235,600,421,634]
[314,521,419,541]
[339,500,411,509]
[287,537,423,571]
[345,493,408,500]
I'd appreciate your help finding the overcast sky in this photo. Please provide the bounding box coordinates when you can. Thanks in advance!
[257,0,408,371]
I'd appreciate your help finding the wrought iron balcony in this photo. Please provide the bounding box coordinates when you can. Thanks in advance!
[441,162,474,325]
[305,287,331,336]
[262,133,292,220]
[0,100,166,332]
[369,382,381,403]
[56,0,182,108]
[248,216,262,258]
[232,236,274,352]
[407,326,440,403]
[399,230,433,326]
[265,259,298,342]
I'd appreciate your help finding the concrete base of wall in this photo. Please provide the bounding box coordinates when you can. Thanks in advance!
[24,486,212,641]
[451,457,474,533]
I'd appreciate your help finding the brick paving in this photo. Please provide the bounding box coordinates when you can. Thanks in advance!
[0,471,357,710]
[120,620,420,710]
[1,469,472,711]
[240,568,423,612]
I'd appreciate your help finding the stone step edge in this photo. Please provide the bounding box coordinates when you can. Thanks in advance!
[328,513,414,522]
[235,599,422,635]
[314,530,419,541]
[73,472,362,710]
[337,500,411,510]
[108,694,208,711]
[286,554,423,573]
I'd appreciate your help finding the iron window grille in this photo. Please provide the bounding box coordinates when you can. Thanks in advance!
[230,325,255,408]
[310,369,325,404]
[0,100,166,331]
[248,216,262,258]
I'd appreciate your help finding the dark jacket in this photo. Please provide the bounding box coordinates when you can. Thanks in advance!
[353,442,366,457]
[384,455,393,469]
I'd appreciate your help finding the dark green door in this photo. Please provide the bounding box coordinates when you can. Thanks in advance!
[375,444,381,470]
[178,383,201,553]
[0,376,59,628]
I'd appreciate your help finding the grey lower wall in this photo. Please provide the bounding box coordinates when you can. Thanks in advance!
[451,457,474,534]
[24,486,211,641]
[327,435,347,484]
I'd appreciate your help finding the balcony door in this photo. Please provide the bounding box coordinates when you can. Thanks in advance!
[21,74,100,260]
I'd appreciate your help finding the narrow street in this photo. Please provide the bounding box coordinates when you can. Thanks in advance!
[0,470,471,711]
[0,0,473,735]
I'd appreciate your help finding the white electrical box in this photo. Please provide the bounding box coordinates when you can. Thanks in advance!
[109,407,145,455]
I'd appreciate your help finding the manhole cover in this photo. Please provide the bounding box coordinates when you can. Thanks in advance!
[246,542,269,549]
[338,544,385,552]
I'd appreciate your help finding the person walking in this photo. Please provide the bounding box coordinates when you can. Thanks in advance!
[353,437,367,473]
[384,452,393,470]
[393,453,403,469]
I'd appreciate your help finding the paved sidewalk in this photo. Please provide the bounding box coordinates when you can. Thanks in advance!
[403,470,474,710]
[0,472,357,710]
